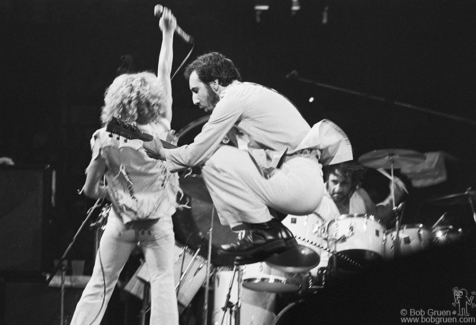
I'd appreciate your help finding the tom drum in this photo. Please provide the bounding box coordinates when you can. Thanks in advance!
[383,224,431,259]
[326,214,384,265]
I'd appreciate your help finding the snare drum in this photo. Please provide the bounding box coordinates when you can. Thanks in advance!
[124,243,210,308]
[213,268,276,325]
[383,224,431,259]
[242,262,303,293]
[326,214,384,263]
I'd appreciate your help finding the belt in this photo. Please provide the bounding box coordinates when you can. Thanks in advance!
[282,148,319,163]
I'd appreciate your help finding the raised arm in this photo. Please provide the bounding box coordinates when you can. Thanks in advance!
[157,7,176,123]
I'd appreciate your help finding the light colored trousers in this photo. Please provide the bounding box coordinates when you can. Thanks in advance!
[70,211,178,325]
[202,146,324,230]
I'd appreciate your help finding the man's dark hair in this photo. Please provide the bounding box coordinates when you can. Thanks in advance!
[324,161,366,191]
[184,52,242,86]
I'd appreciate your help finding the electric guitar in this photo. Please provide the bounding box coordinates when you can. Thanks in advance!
[106,117,177,149]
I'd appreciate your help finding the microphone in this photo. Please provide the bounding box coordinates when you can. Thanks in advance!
[154,5,194,44]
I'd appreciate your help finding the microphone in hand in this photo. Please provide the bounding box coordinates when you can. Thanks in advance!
[154,4,194,44]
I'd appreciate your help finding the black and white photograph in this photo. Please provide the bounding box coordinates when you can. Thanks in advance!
[1,1,476,324]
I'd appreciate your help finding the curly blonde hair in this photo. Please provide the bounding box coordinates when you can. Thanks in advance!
[101,72,170,125]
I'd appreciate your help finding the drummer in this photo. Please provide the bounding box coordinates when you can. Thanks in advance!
[316,161,406,225]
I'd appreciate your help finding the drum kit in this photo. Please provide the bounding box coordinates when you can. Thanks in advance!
[124,118,475,325]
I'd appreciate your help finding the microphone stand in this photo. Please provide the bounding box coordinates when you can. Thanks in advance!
[287,71,476,127]
[46,198,103,325]
[203,208,215,325]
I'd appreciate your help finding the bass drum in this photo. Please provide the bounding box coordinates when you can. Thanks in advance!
[172,115,238,267]
[271,300,325,325]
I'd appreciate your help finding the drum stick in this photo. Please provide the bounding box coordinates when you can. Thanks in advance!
[376,168,408,194]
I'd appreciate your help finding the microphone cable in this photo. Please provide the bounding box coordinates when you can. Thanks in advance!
[171,42,195,81]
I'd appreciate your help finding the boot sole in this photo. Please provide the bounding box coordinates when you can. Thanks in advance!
[218,239,287,257]
[234,239,298,265]
[284,237,298,248]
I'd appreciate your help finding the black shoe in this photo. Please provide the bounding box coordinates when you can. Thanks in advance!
[218,220,289,257]
[269,218,298,248]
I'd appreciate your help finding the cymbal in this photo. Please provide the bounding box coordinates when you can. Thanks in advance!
[426,191,476,206]
[265,245,321,273]
[179,174,212,203]
[358,149,426,169]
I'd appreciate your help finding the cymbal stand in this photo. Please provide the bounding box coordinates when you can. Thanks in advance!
[392,202,406,260]
[388,156,402,259]
[220,264,240,325]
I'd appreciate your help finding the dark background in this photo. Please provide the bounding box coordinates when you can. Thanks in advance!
[1,0,476,323]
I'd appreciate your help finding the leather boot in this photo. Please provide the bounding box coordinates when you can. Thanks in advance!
[218,220,289,257]
[270,218,298,248]
[233,219,298,264]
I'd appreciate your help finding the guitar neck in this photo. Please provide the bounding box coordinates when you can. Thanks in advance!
[161,140,177,149]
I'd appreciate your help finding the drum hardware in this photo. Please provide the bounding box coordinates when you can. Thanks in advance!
[426,188,476,225]
[314,267,327,289]
[213,266,277,325]
[45,197,105,325]
[359,149,424,260]
[391,202,406,259]
[242,261,304,293]
[432,225,465,246]
[124,243,212,323]
[176,243,204,294]
[426,189,476,207]
[328,230,353,243]
[219,265,241,325]
[312,223,327,237]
